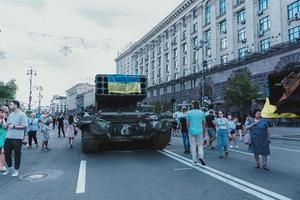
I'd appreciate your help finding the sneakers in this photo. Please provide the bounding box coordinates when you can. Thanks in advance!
[235,145,240,149]
[225,151,229,156]
[2,167,14,176]
[192,161,198,166]
[11,169,19,177]
[198,158,206,166]
[0,166,7,172]
[229,145,233,149]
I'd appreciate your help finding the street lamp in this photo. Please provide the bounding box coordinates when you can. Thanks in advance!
[26,68,37,110]
[193,39,208,107]
[35,86,43,114]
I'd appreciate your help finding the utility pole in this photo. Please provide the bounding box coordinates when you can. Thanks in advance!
[194,39,208,107]
[26,68,37,110]
[35,86,43,114]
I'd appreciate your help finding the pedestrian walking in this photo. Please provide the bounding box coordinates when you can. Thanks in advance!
[246,109,271,171]
[3,100,28,177]
[40,114,52,151]
[228,115,239,149]
[205,109,216,149]
[179,107,190,154]
[235,117,243,141]
[186,100,206,166]
[27,113,39,148]
[0,106,9,172]
[215,111,230,158]
[65,115,76,148]
[57,113,65,138]
[52,116,56,130]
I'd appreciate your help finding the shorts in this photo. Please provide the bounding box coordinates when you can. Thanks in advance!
[230,130,236,135]
[42,132,50,141]
[207,128,216,138]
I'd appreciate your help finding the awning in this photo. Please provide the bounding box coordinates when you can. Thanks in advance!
[262,98,300,118]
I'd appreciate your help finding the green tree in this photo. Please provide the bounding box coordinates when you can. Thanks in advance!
[154,100,172,114]
[0,79,18,105]
[224,69,258,118]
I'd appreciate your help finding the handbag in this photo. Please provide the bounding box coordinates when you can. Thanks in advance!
[244,132,251,145]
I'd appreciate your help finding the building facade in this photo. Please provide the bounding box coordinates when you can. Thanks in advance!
[66,83,94,114]
[115,0,300,107]
[50,95,67,116]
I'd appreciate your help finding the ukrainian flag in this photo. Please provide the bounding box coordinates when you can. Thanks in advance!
[107,75,141,94]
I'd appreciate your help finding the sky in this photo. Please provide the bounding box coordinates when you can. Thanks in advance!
[0,0,182,108]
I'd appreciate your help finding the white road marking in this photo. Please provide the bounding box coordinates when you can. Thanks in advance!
[160,150,293,200]
[173,167,193,171]
[76,160,86,194]
[270,146,300,153]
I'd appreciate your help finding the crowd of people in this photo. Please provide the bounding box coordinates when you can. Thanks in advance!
[172,100,271,171]
[0,100,78,177]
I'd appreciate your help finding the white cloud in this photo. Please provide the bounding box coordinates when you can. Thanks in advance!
[0,0,182,108]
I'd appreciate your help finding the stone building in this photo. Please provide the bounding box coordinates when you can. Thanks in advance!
[115,0,300,108]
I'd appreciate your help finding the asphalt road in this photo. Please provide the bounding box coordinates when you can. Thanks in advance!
[0,129,299,200]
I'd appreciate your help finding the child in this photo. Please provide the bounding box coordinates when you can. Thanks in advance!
[65,115,76,148]
[40,114,52,151]
[228,115,239,149]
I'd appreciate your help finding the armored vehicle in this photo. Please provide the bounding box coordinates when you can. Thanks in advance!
[77,74,172,153]
[267,64,300,116]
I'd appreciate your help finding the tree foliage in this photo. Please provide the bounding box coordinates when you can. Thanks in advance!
[224,69,258,117]
[153,100,172,114]
[0,79,18,105]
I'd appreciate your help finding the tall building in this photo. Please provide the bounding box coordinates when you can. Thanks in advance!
[50,95,67,116]
[115,0,300,106]
[66,83,94,114]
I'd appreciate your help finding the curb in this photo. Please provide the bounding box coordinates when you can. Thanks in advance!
[271,136,300,141]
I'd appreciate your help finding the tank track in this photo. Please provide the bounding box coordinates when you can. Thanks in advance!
[151,132,171,150]
[81,130,101,153]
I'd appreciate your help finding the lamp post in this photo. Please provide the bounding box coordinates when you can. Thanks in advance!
[35,86,43,114]
[193,40,208,106]
[26,68,37,111]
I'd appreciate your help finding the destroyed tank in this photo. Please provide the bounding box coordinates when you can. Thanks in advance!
[268,64,300,115]
[77,74,172,153]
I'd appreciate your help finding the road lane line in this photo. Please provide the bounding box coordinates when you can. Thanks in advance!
[270,146,300,153]
[160,150,293,200]
[173,167,193,171]
[76,160,86,194]
[159,150,276,200]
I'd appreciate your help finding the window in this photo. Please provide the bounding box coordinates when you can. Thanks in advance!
[236,0,245,5]
[174,60,178,69]
[238,28,246,42]
[182,30,187,40]
[288,1,300,20]
[193,8,198,19]
[221,54,228,64]
[289,25,300,42]
[259,16,270,32]
[193,37,198,47]
[259,0,269,11]
[220,37,227,50]
[219,0,226,15]
[183,56,187,66]
[173,48,178,58]
[193,23,198,33]
[260,37,271,51]
[206,47,212,57]
[238,47,247,58]
[193,51,199,63]
[182,43,187,53]
[220,20,227,33]
[191,79,196,88]
[165,53,169,63]
[237,9,245,23]
[165,42,169,50]
[205,2,211,25]
[205,29,211,42]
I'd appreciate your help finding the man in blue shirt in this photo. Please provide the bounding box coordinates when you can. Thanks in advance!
[27,113,39,148]
[186,100,206,166]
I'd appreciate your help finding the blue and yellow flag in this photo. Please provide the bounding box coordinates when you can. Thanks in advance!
[107,75,141,94]
[262,98,300,119]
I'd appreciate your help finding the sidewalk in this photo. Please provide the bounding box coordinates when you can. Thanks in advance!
[270,127,300,141]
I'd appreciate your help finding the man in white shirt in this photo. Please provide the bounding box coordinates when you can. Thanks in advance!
[3,100,27,177]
